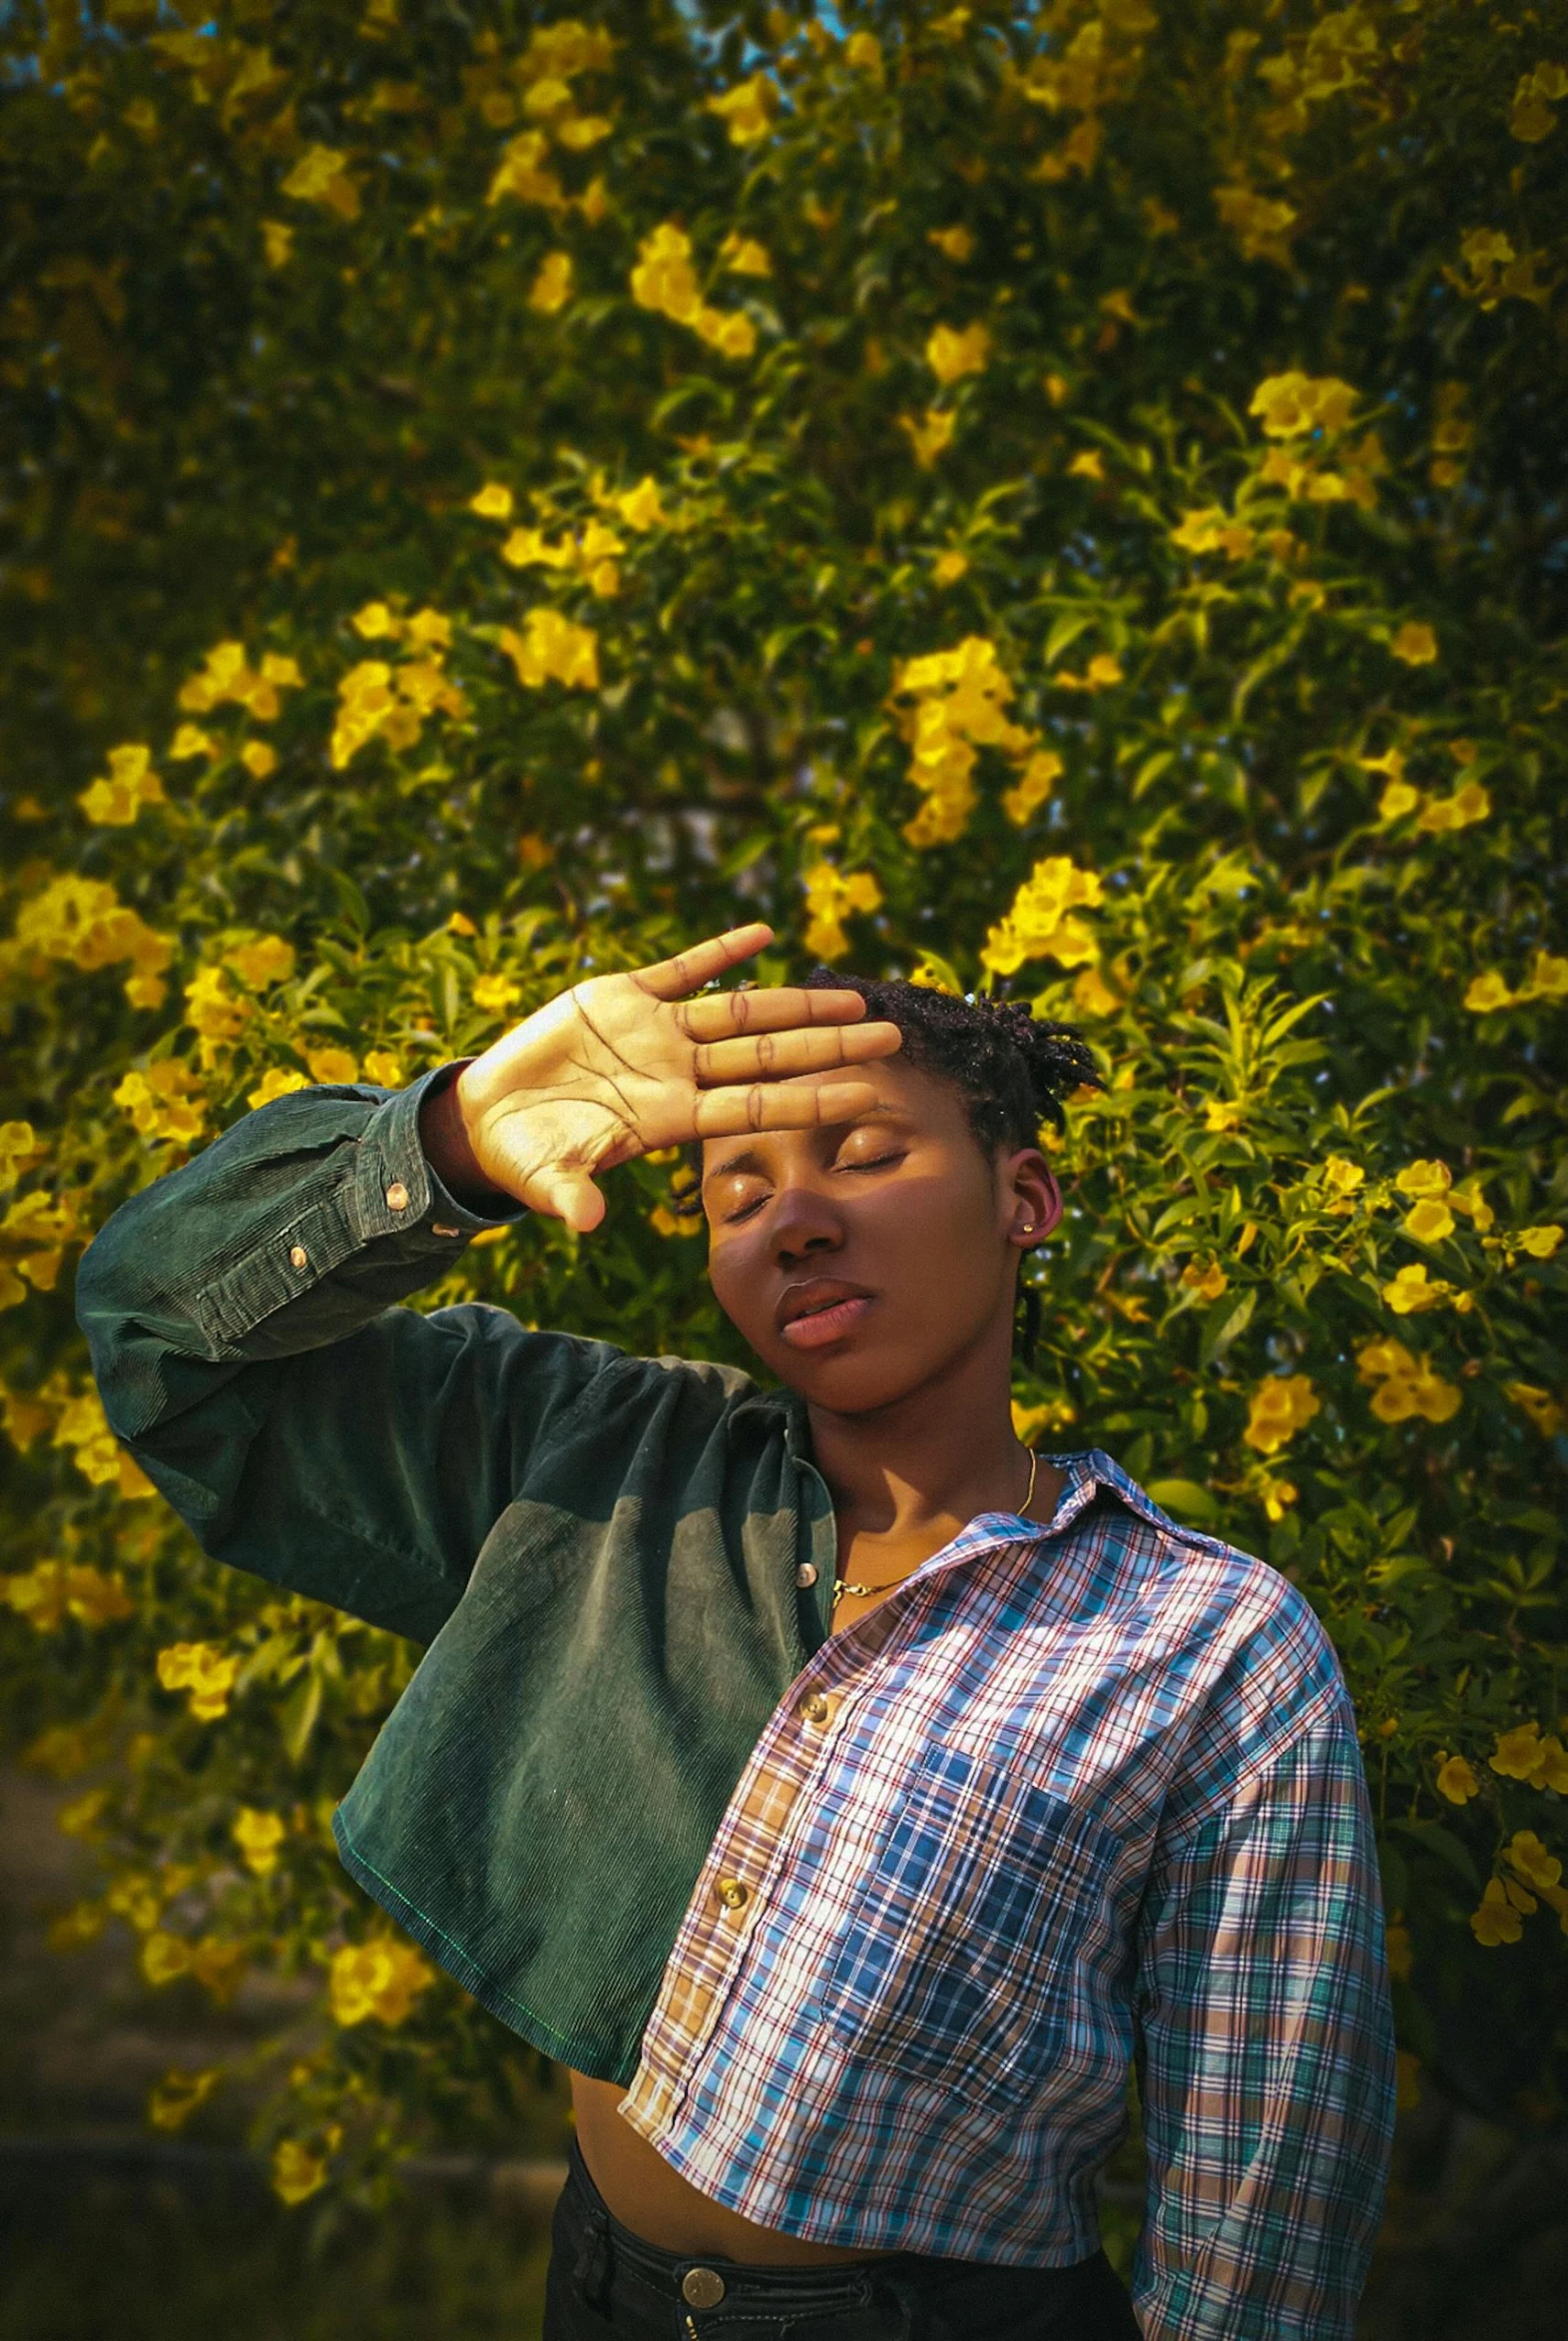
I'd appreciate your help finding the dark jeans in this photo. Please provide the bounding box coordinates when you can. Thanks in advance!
[544,2138,1142,2340]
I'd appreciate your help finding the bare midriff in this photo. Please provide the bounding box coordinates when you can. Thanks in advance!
[568,2071,897,2263]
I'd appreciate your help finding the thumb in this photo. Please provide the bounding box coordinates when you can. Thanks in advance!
[527,1166,606,1235]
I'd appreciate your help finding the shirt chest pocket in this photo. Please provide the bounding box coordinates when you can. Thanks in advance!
[817,1742,1124,2103]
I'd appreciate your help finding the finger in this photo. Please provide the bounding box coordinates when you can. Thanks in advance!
[634,924,774,1003]
[526,1164,606,1235]
[693,1020,902,1087]
[692,1078,888,1139]
[676,983,871,1042]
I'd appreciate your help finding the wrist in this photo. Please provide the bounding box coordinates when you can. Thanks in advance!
[418,1063,512,1213]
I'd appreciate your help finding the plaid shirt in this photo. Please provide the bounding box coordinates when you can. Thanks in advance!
[623,1453,1396,2341]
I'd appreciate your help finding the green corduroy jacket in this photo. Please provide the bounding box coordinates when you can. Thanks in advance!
[77,1072,844,2082]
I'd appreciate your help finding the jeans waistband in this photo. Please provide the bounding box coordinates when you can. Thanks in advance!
[561,2135,897,2314]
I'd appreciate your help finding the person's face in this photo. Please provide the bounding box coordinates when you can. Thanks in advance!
[702,1056,1062,1414]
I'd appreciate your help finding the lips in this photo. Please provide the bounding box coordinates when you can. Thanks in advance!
[777,1278,875,1350]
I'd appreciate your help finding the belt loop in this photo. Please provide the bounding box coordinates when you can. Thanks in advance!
[571,2197,613,2315]
[874,2271,921,2341]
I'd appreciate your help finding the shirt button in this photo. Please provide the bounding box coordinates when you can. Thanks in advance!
[795,1562,818,1588]
[288,1245,308,1271]
[715,1877,749,1912]
[798,1692,830,1725]
[385,1181,410,1213]
[681,2269,727,2308]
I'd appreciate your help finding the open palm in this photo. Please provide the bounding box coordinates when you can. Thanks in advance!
[454,922,901,1231]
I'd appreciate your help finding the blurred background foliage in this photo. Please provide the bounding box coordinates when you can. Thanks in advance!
[1,0,1566,2332]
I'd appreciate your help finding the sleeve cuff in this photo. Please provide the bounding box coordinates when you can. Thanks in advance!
[352,1066,526,1246]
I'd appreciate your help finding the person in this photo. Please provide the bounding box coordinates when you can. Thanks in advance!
[79,921,1396,2341]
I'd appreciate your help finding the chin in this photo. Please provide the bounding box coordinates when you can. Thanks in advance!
[767,1344,928,1416]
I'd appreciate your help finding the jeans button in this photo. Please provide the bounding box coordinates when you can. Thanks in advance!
[681,2266,727,2307]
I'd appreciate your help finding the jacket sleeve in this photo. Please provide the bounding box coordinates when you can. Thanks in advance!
[76,1071,625,1643]
[1130,1682,1397,2341]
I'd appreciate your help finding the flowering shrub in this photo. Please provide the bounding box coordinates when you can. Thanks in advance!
[1,0,1564,2205]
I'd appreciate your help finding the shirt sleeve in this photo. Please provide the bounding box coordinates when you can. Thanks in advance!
[1130,1685,1397,2341]
[76,1070,625,1643]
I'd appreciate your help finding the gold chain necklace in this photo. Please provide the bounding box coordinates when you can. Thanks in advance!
[830,1449,1038,1607]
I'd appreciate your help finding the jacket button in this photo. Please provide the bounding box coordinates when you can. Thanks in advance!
[288,1245,307,1271]
[681,2268,727,2308]
[795,1562,817,1588]
[716,1877,749,1912]
[385,1181,410,1212]
[798,1692,830,1725]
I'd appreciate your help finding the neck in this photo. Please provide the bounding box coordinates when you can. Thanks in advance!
[804,1303,1048,1549]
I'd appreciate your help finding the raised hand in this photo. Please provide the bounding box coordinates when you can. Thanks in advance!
[446,922,901,1231]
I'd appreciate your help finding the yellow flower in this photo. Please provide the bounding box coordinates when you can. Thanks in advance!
[1381,1263,1453,1316]
[1202,1099,1244,1133]
[184,966,250,1057]
[1489,1722,1568,1789]
[1463,969,1514,1015]
[1395,1159,1451,1199]
[846,31,883,74]
[498,608,600,691]
[169,724,216,759]
[1243,1374,1320,1455]
[1516,1225,1563,1259]
[800,865,882,960]
[112,1060,206,1147]
[261,220,293,269]
[1067,450,1105,481]
[1517,949,1568,1002]
[1469,1877,1523,1947]
[1260,1477,1299,1522]
[487,130,565,211]
[1320,1155,1364,1199]
[241,741,277,779]
[1071,964,1122,1018]
[931,549,969,585]
[247,1067,310,1110]
[328,1939,435,2028]
[141,1930,194,1987]
[305,1047,359,1085]
[1510,62,1568,143]
[157,1641,240,1721]
[925,321,991,384]
[1505,1382,1566,1439]
[707,73,776,146]
[280,145,360,221]
[927,226,975,262]
[0,1120,42,1190]
[362,1049,405,1089]
[149,2067,222,2132]
[79,742,166,827]
[470,481,514,520]
[472,972,523,1015]
[1181,1259,1228,1301]
[271,2139,330,2206]
[226,934,295,988]
[1358,1338,1460,1425]
[528,250,574,311]
[1390,621,1437,666]
[233,1807,287,1878]
[897,407,956,467]
[1249,371,1356,438]
[1001,749,1063,828]
[719,233,772,277]
[1415,782,1490,835]
[694,305,757,358]
[1170,508,1226,553]
[3,1561,134,1633]
[1434,1752,1480,1804]
[979,855,1102,973]
[1378,779,1420,822]
[1506,1830,1563,1892]
[1216,187,1299,264]
[1403,1197,1455,1245]
[351,601,398,640]
[613,476,665,530]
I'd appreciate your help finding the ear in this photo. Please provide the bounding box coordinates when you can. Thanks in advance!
[1001,1148,1063,1250]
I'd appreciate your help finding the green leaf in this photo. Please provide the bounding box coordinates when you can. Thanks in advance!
[1146,1478,1222,1526]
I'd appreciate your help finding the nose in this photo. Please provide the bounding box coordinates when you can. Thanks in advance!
[768,1178,843,1269]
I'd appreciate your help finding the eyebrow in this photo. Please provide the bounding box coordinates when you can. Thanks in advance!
[702,1103,911,1188]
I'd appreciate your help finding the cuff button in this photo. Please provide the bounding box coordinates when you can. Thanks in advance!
[384,1181,410,1213]
[288,1245,308,1271]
